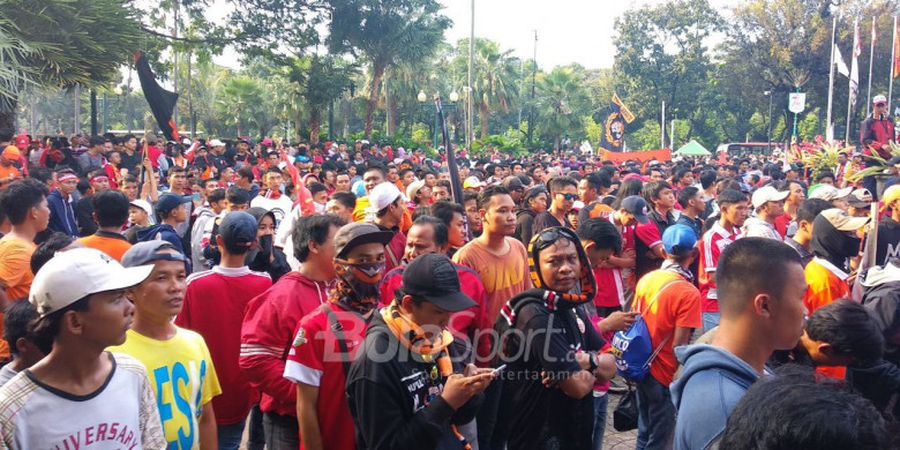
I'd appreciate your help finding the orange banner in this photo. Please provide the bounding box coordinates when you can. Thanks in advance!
[600,149,672,164]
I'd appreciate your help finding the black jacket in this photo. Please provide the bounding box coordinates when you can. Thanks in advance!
[346,314,482,450]
[515,209,537,245]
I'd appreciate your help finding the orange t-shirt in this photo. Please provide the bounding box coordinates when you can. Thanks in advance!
[453,238,531,325]
[803,257,850,314]
[0,236,36,360]
[78,232,133,262]
[633,269,702,387]
[0,165,21,185]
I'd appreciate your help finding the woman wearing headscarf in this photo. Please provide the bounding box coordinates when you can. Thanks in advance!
[246,207,291,282]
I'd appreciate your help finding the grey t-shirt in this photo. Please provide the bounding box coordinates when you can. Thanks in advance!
[0,365,16,387]
[0,353,166,449]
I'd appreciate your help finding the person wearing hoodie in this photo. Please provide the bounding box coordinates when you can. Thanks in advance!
[803,209,869,315]
[45,169,79,237]
[245,207,291,282]
[496,226,617,450]
[861,260,900,370]
[671,237,806,450]
[515,185,548,244]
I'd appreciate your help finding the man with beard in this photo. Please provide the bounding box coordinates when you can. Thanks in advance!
[496,227,617,450]
[284,223,394,450]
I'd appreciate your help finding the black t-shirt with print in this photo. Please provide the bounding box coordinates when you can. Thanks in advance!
[498,301,604,450]
[346,314,480,450]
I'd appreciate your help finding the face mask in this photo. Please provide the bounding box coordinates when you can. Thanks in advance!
[246,234,274,267]
[335,260,385,314]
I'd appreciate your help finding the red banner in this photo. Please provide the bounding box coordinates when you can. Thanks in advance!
[600,149,672,164]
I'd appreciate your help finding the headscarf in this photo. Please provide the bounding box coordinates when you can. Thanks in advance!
[526,226,596,308]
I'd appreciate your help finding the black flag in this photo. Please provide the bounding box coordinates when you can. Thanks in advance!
[598,94,635,152]
[134,52,180,141]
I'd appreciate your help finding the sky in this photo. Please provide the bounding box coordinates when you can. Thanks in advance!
[202,0,729,71]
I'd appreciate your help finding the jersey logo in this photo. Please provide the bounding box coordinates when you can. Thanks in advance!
[292,329,307,347]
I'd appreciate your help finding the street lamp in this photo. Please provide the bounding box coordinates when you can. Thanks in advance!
[419,90,459,149]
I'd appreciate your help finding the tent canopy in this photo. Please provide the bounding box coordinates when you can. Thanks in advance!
[674,140,711,156]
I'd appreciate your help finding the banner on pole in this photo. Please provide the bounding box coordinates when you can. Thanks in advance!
[788,93,807,113]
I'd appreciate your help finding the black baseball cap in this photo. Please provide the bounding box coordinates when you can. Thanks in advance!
[219,212,258,248]
[156,193,192,215]
[402,254,477,312]
[621,195,650,224]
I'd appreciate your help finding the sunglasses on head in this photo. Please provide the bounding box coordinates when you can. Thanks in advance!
[556,193,578,201]
[534,227,580,252]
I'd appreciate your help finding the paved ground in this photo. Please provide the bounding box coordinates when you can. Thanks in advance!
[239,388,640,449]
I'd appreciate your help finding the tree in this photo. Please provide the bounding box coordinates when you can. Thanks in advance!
[535,67,590,149]
[0,0,143,130]
[612,0,721,147]
[327,0,451,138]
[472,39,519,139]
[286,55,356,144]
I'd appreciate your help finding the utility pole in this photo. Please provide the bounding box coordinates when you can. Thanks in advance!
[527,30,537,148]
[172,1,179,126]
[466,0,474,149]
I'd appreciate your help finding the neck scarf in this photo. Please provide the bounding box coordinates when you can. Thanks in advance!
[381,303,454,368]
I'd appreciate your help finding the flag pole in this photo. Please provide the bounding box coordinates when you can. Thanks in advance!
[866,17,876,117]
[827,15,837,141]
[890,16,897,111]
[660,101,665,149]
[847,18,859,144]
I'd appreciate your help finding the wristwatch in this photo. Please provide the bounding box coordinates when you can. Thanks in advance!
[587,351,599,374]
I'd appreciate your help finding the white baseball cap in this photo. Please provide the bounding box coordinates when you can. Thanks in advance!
[463,176,485,189]
[208,139,225,147]
[367,182,402,212]
[820,208,870,232]
[873,95,887,104]
[751,186,790,209]
[129,199,153,216]
[406,179,426,201]
[29,248,153,318]
[809,184,853,201]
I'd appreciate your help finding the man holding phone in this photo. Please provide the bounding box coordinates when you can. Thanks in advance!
[346,253,495,450]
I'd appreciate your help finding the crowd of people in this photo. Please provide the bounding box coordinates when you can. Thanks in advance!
[0,109,897,450]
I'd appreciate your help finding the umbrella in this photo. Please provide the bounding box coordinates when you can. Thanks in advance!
[674,140,711,156]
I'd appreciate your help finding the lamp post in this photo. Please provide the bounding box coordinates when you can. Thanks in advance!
[419,90,459,149]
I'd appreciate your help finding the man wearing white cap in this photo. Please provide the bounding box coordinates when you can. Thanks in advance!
[809,184,853,211]
[861,94,895,198]
[0,248,166,449]
[743,186,789,240]
[368,182,406,272]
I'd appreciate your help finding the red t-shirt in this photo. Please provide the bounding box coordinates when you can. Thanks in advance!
[698,222,741,313]
[773,214,791,239]
[284,303,367,450]
[594,216,636,308]
[177,266,273,425]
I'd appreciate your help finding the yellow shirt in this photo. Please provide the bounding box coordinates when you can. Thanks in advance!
[109,327,221,449]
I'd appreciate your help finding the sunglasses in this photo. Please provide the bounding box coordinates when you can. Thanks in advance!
[534,227,580,251]
[556,193,578,201]
[876,103,886,107]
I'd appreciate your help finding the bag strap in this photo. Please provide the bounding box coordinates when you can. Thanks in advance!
[636,280,691,369]
[321,303,352,376]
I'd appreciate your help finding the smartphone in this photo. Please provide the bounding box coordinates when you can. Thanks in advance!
[492,364,507,374]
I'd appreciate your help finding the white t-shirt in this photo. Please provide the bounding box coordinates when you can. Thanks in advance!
[0,353,166,449]
[250,193,293,227]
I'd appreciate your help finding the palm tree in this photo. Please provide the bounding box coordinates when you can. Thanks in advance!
[0,0,142,130]
[327,0,451,139]
[470,39,519,139]
[536,67,590,149]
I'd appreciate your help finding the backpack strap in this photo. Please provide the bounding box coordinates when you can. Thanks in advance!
[321,303,352,376]
[637,280,692,370]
